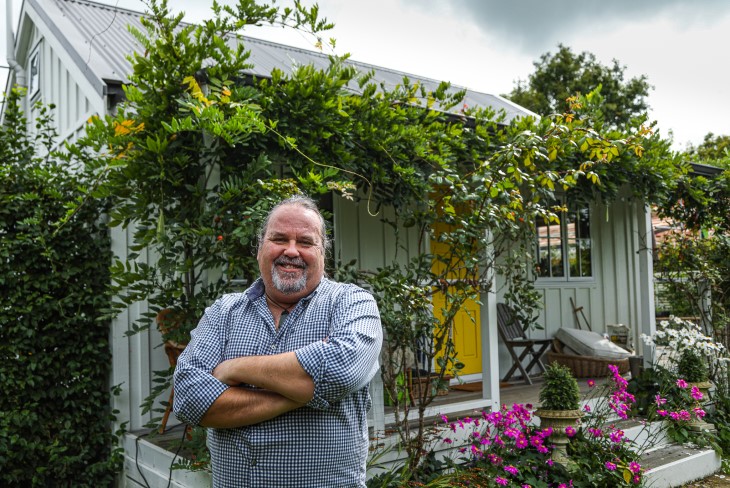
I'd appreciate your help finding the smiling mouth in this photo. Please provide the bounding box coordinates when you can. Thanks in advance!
[274,257,306,271]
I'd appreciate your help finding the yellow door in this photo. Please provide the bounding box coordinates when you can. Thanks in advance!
[431,220,482,375]
[432,292,482,375]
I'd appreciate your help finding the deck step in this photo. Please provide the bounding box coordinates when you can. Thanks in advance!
[641,443,721,488]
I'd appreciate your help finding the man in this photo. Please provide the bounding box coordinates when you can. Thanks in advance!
[173,194,383,487]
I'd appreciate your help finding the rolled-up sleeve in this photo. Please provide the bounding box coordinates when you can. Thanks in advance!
[295,286,383,410]
[173,301,230,426]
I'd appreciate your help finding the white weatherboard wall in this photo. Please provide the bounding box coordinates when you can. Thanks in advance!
[16,7,102,148]
[497,192,656,377]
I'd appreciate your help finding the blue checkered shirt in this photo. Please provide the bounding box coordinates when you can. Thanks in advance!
[173,278,382,487]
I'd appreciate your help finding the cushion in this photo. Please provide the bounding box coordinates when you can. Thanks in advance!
[555,328,631,360]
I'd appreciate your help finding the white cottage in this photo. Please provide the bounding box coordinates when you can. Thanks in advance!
[4,0,657,485]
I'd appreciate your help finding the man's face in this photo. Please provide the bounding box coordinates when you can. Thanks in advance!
[257,204,325,303]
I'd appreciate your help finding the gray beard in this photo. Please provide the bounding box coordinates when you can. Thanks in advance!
[271,261,307,294]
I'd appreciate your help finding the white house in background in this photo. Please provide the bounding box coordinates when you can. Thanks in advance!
[4,0,657,486]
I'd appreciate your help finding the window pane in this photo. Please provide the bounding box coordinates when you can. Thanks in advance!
[535,217,564,278]
[567,208,592,277]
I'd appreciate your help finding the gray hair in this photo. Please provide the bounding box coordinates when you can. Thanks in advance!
[257,194,331,254]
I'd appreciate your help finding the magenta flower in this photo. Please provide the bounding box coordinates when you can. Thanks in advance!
[565,426,576,438]
[587,379,596,388]
[605,461,617,471]
[504,465,519,476]
[694,407,707,419]
[443,437,452,444]
[588,427,603,437]
[657,409,668,417]
[495,476,508,486]
[676,379,688,388]
[629,461,641,474]
[583,404,591,412]
[515,434,528,449]
[655,394,667,406]
[691,386,704,401]
[609,430,624,443]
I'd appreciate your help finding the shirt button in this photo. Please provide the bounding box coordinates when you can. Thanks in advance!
[270,344,277,350]
[250,459,257,467]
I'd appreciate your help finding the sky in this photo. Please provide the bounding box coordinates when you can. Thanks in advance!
[2,0,729,151]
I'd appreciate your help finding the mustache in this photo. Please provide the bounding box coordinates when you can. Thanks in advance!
[274,256,307,268]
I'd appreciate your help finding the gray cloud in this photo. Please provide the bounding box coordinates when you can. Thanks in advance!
[409,0,730,54]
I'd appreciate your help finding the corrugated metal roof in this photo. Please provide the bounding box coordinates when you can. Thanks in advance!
[32,0,534,122]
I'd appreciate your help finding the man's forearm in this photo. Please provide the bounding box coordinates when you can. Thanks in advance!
[213,351,315,404]
[200,387,303,428]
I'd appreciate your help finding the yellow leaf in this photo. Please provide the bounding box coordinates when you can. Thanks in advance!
[548,147,557,161]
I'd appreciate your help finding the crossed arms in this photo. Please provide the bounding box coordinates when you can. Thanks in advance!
[172,288,382,430]
[200,352,315,428]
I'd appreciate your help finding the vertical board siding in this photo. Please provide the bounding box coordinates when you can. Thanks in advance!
[516,195,647,377]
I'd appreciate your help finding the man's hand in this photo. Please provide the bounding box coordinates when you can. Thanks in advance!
[210,352,315,404]
[212,358,242,386]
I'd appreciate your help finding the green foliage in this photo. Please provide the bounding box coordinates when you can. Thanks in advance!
[506,44,651,130]
[677,349,709,383]
[539,363,581,410]
[0,89,122,486]
[685,132,730,166]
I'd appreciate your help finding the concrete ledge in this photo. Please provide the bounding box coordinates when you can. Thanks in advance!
[643,443,721,488]
[121,432,211,488]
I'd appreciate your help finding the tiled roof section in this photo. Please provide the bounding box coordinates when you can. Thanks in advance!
[44,0,534,121]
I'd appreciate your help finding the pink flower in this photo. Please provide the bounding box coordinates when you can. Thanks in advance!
[515,435,528,449]
[565,426,576,438]
[657,409,668,417]
[587,379,596,388]
[504,465,519,476]
[609,430,625,443]
[694,407,707,419]
[495,476,508,486]
[629,461,642,474]
[655,395,667,406]
[605,461,617,471]
[676,379,688,388]
[442,438,452,444]
[691,386,704,401]
[583,404,591,412]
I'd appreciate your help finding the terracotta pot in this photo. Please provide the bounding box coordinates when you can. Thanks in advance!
[534,408,584,466]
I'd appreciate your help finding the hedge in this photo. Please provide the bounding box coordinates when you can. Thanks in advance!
[0,90,122,486]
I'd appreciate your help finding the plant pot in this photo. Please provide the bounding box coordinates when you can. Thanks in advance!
[687,380,716,433]
[534,408,584,467]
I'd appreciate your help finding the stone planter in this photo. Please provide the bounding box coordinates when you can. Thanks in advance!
[688,380,716,433]
[534,408,584,466]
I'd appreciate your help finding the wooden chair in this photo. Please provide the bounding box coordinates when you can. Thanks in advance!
[497,302,552,385]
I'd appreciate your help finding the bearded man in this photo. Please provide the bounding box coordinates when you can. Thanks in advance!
[173,194,383,487]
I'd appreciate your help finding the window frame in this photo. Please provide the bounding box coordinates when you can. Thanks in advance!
[28,46,41,100]
[534,200,594,283]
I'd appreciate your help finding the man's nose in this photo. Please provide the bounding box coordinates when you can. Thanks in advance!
[283,239,300,255]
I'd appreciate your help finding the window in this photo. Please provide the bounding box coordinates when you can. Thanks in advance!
[535,203,592,280]
[28,48,41,99]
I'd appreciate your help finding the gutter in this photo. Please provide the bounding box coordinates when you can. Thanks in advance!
[6,0,26,88]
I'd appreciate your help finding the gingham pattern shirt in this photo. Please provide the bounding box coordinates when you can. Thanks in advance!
[173,278,382,487]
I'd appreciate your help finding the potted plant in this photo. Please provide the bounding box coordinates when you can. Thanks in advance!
[534,362,583,466]
[676,349,715,432]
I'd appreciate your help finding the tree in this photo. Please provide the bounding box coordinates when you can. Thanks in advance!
[685,132,730,167]
[506,44,652,129]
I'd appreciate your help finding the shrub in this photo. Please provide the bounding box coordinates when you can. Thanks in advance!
[539,362,581,410]
[430,364,646,487]
[0,89,122,486]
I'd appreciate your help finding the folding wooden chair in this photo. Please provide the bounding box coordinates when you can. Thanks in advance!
[497,302,552,385]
